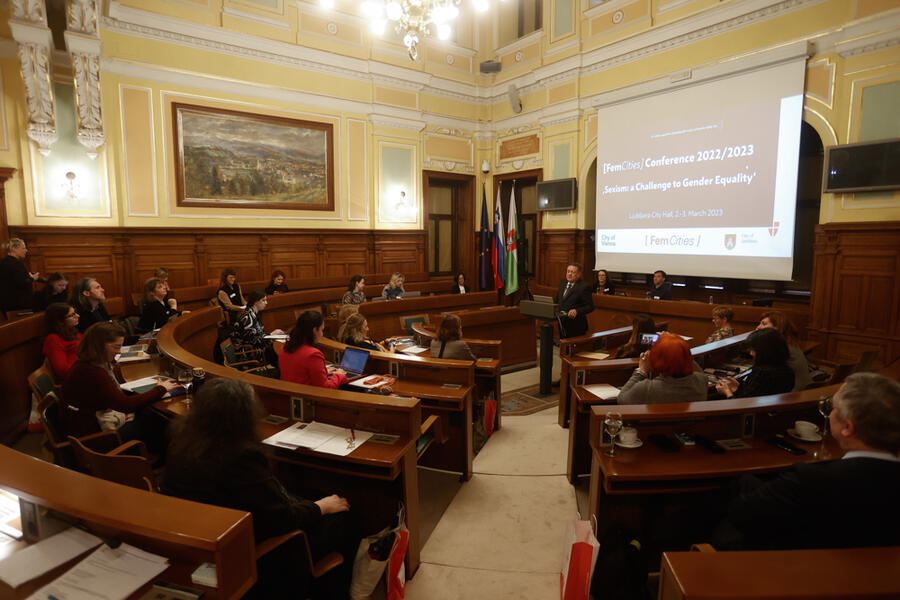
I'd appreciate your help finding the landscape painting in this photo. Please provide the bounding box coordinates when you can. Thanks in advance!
[173,103,334,211]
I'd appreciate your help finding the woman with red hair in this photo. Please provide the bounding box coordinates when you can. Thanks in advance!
[617,333,708,405]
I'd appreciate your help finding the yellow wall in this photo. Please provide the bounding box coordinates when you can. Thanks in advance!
[1,1,898,232]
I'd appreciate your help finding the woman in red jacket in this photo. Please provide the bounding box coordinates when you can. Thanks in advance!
[42,303,82,381]
[61,322,179,444]
[279,310,348,389]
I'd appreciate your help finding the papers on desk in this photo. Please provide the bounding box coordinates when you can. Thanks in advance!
[263,421,373,457]
[582,384,620,400]
[27,542,168,600]
[0,528,102,588]
[139,329,160,341]
[120,376,185,398]
[397,345,428,355]
[0,490,22,539]
[115,344,150,363]
[264,334,289,341]
[576,351,609,360]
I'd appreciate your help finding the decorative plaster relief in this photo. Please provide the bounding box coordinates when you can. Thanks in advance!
[11,0,47,23]
[66,0,99,35]
[65,0,104,157]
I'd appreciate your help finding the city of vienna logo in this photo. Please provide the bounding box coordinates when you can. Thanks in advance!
[768,221,780,237]
[724,234,737,250]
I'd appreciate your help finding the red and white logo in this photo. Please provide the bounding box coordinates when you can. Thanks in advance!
[724,234,736,250]
[768,221,780,237]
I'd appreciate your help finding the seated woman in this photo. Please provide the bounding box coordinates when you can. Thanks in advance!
[341,275,366,305]
[705,305,735,344]
[231,290,283,367]
[381,272,405,300]
[138,277,180,333]
[617,334,708,405]
[42,302,82,382]
[757,311,810,391]
[614,314,657,359]
[265,270,290,295]
[280,310,348,389]
[160,378,357,598]
[33,272,69,311]
[716,327,795,398]
[430,314,475,360]
[217,268,246,325]
[0,237,40,312]
[71,277,109,333]
[593,269,615,295]
[450,272,470,294]
[338,313,385,352]
[60,322,178,444]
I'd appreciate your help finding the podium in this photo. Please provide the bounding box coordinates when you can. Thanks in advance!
[519,300,560,395]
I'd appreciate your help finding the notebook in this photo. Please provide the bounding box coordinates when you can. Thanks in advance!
[339,347,370,382]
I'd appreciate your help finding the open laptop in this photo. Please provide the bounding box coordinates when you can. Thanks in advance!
[339,347,370,381]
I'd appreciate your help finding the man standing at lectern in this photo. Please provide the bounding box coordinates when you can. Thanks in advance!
[555,262,593,339]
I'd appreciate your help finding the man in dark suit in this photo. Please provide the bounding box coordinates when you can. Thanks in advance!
[554,262,593,339]
[647,269,673,300]
[713,372,900,550]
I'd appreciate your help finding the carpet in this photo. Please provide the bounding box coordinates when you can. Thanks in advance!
[501,384,559,416]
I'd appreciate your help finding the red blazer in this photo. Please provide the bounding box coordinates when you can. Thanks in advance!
[279,344,348,389]
[60,360,165,438]
[43,333,81,381]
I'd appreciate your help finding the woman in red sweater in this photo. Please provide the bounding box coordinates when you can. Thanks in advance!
[279,310,348,389]
[61,322,179,443]
[42,303,82,381]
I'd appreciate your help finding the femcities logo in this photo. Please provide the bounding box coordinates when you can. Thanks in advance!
[724,234,736,250]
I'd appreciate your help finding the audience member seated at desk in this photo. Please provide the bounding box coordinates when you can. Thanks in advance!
[154,267,173,304]
[614,314,657,359]
[758,310,811,391]
[430,314,475,360]
[0,237,40,312]
[382,272,405,300]
[161,378,358,598]
[137,277,180,333]
[716,328,794,398]
[71,277,110,333]
[60,322,178,444]
[265,269,290,295]
[232,290,283,367]
[712,373,900,551]
[338,313,384,352]
[593,269,615,295]
[217,267,246,325]
[450,272,470,294]
[705,305,735,344]
[280,310,348,389]
[33,271,69,311]
[341,274,366,305]
[42,302,82,381]
[617,334,708,405]
[647,269,673,300]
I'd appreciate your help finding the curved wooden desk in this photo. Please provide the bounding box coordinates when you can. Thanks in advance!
[358,291,498,340]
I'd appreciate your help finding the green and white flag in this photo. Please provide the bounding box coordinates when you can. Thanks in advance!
[505,187,519,295]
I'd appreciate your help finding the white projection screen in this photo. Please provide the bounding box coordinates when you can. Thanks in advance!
[594,57,806,280]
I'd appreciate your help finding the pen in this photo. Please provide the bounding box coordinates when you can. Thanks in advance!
[350,428,355,442]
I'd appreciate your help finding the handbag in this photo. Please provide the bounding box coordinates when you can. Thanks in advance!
[386,504,409,600]
[349,527,393,600]
[560,517,600,600]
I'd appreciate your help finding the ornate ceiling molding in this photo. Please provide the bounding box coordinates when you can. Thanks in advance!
[9,0,56,155]
[66,0,104,157]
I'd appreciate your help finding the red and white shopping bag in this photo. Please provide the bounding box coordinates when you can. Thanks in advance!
[560,519,600,600]
[386,505,409,600]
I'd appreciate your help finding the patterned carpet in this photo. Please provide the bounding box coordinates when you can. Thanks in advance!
[501,384,559,416]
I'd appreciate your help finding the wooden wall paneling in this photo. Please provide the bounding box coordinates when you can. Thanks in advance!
[538,229,581,286]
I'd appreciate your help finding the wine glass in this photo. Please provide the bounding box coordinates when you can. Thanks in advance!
[817,396,832,437]
[177,368,193,408]
[604,411,623,457]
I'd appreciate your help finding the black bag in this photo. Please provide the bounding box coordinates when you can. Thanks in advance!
[590,522,649,600]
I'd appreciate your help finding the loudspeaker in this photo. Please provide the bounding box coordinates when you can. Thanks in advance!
[507,84,522,113]
[479,60,501,73]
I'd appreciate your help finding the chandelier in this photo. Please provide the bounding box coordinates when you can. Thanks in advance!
[357,0,488,60]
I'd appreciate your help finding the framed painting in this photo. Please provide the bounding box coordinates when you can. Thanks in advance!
[172,103,335,211]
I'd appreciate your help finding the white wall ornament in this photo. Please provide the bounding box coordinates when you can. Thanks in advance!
[9,1,57,155]
[65,0,104,158]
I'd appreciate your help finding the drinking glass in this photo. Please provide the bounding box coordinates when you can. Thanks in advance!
[177,368,193,408]
[817,396,832,437]
[604,411,623,457]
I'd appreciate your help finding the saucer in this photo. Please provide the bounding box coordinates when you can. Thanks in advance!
[615,438,643,449]
[788,428,822,442]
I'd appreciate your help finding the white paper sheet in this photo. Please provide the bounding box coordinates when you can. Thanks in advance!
[0,528,101,588]
[27,542,168,600]
[398,346,428,355]
[119,376,162,393]
[582,384,620,400]
[263,421,372,456]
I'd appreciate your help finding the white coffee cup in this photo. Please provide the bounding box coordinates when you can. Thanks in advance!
[619,427,638,444]
[795,420,818,438]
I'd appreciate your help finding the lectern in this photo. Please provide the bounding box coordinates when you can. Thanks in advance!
[519,299,560,395]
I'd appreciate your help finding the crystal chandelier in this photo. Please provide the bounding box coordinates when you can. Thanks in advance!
[359,0,486,60]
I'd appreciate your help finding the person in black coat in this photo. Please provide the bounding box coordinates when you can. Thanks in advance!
[716,328,794,398]
[0,237,40,312]
[33,272,69,311]
[450,272,470,294]
[71,277,110,333]
[593,269,615,295]
[161,378,359,598]
[554,262,594,338]
[713,372,900,550]
[647,269,673,300]
[138,277,180,333]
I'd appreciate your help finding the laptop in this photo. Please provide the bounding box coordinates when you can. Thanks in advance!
[339,347,370,381]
